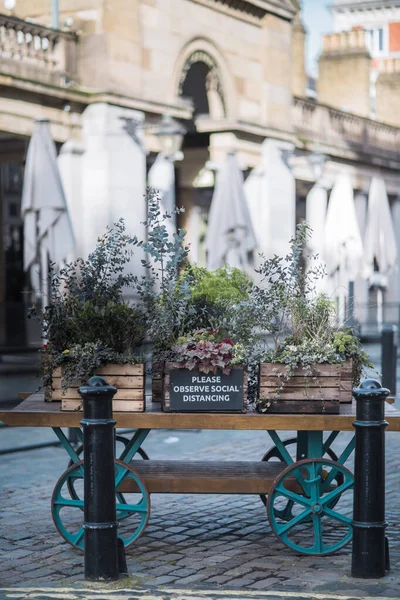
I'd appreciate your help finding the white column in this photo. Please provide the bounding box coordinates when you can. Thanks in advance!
[387,196,400,311]
[57,139,84,259]
[245,139,295,264]
[354,190,369,326]
[81,103,147,289]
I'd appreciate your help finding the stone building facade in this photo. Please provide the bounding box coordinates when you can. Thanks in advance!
[0,0,399,346]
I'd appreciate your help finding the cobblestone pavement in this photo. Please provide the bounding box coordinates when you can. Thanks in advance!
[0,588,399,600]
[1,587,397,600]
[1,425,400,598]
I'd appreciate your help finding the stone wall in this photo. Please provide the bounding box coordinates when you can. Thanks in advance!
[376,59,400,127]
[14,0,295,132]
[317,30,371,118]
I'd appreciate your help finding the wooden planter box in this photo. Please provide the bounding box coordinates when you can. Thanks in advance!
[162,362,247,413]
[258,360,353,415]
[46,363,145,412]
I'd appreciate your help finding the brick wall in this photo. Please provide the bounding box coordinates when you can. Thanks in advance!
[389,22,400,52]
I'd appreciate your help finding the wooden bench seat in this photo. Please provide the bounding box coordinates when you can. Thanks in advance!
[118,460,298,495]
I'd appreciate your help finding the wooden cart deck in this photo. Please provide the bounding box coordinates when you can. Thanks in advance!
[2,393,400,431]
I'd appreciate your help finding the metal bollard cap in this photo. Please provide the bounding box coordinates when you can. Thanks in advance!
[78,376,117,398]
[353,379,390,398]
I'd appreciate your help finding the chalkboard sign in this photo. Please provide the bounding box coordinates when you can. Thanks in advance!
[163,363,247,412]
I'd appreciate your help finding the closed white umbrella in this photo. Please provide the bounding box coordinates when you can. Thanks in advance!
[148,152,176,227]
[323,173,363,324]
[205,152,257,272]
[21,118,75,305]
[363,176,397,329]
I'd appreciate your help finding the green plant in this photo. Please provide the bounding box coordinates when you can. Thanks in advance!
[132,189,193,354]
[30,220,145,389]
[253,222,371,411]
[46,343,142,391]
[182,264,252,334]
[171,329,245,375]
[135,191,254,357]
[333,330,373,386]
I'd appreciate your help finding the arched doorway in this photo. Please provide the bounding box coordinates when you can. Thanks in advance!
[176,50,226,264]
[179,50,226,125]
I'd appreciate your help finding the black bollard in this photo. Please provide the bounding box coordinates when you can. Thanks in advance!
[381,324,397,397]
[351,379,389,579]
[78,376,119,581]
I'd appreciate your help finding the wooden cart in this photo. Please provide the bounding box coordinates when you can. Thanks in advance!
[2,394,400,556]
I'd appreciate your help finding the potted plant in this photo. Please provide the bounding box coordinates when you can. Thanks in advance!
[252,223,371,414]
[162,328,248,413]
[137,191,253,409]
[31,220,146,412]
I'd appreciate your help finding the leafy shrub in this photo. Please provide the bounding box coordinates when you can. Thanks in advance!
[253,222,371,411]
[171,329,245,375]
[30,220,145,389]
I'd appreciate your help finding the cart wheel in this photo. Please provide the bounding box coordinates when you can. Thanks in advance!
[52,458,150,552]
[267,458,354,555]
[67,436,149,504]
[259,437,344,518]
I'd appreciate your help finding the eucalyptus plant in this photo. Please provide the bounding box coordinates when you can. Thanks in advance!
[30,219,145,390]
[252,222,372,410]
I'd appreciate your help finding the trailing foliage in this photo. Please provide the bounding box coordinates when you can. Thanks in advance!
[47,343,142,391]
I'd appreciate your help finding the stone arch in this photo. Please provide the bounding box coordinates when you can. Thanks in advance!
[172,38,235,120]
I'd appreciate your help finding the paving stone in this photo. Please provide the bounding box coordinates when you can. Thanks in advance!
[249,577,282,589]
[151,575,177,585]
[1,407,400,597]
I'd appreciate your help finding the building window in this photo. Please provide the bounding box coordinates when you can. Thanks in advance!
[366,27,386,56]
[378,28,384,52]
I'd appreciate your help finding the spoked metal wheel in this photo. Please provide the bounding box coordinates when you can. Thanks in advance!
[52,458,150,551]
[260,437,344,521]
[67,435,149,506]
[267,458,354,556]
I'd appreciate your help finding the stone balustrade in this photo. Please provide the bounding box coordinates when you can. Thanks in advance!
[0,13,77,86]
[321,29,368,54]
[293,96,400,163]
[377,57,400,74]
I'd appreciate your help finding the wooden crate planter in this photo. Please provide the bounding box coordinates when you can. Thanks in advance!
[258,360,353,415]
[162,362,247,413]
[46,363,145,412]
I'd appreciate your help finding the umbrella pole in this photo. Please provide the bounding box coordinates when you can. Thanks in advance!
[377,287,383,332]
[40,242,49,344]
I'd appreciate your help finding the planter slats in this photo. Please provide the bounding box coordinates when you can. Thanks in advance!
[61,399,145,412]
[259,387,340,401]
[265,400,339,414]
[54,388,144,401]
[258,360,353,414]
[259,363,342,377]
[260,376,341,388]
[52,375,144,390]
[46,363,145,412]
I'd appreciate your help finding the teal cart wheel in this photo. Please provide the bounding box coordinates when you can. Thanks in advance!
[260,438,344,517]
[267,458,354,555]
[52,458,150,552]
[67,436,149,504]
